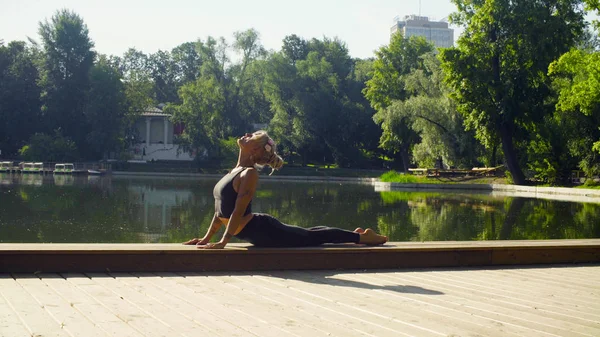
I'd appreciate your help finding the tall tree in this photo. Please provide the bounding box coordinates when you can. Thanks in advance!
[85,55,128,159]
[549,48,600,178]
[38,9,95,156]
[266,36,378,167]
[148,50,182,104]
[364,35,434,171]
[439,0,585,185]
[376,53,481,169]
[168,29,267,159]
[171,41,203,84]
[0,41,42,157]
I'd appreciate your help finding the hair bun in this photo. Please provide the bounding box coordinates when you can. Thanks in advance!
[267,154,284,174]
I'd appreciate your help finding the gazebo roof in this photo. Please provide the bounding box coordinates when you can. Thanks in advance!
[141,106,171,117]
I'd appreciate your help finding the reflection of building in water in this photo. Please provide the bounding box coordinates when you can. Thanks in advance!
[53,175,74,186]
[20,174,44,186]
[128,185,194,234]
[0,173,16,185]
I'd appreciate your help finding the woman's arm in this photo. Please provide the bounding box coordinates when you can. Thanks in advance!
[199,168,258,249]
[183,213,223,245]
[203,213,224,241]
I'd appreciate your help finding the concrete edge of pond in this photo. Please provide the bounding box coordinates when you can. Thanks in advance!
[373,182,600,203]
[112,171,600,202]
[112,171,377,182]
[2,240,599,273]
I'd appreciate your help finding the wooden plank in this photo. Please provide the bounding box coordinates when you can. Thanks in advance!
[203,272,373,337]
[140,272,270,337]
[14,274,108,337]
[501,267,600,290]
[1,267,597,336]
[181,273,334,337]
[267,270,531,337]
[89,272,224,337]
[119,272,247,337]
[357,270,600,336]
[0,274,70,337]
[0,275,31,337]
[65,273,183,337]
[375,270,600,336]
[153,272,299,337]
[39,273,144,337]
[1,241,599,272]
[471,268,600,310]
[237,273,405,337]
[250,271,461,337]
[343,272,567,337]
[2,240,600,252]
[408,268,600,322]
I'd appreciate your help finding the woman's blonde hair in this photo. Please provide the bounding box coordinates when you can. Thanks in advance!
[254,130,284,174]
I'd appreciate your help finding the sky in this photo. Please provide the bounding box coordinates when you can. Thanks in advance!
[0,0,463,59]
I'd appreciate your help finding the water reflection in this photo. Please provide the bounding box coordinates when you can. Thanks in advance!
[0,172,598,243]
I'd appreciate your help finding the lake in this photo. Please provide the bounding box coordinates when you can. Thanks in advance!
[1,173,599,243]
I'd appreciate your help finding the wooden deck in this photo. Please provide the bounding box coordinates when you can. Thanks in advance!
[1,264,599,336]
[1,240,599,273]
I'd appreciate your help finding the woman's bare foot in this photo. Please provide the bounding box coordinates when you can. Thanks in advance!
[358,228,388,245]
[354,227,365,234]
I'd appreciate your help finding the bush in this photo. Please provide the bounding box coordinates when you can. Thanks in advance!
[19,131,78,162]
[380,170,419,183]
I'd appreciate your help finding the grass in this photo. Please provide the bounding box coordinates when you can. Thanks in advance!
[380,171,427,183]
[575,182,600,189]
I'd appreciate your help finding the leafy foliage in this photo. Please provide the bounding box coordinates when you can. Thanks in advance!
[0,41,41,157]
[440,0,586,184]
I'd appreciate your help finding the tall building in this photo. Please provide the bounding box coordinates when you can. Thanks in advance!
[390,15,454,48]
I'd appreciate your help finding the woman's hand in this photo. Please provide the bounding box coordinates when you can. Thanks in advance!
[183,237,210,245]
[196,241,227,249]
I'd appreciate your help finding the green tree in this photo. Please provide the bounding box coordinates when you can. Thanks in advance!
[584,0,600,29]
[38,9,96,156]
[167,29,267,160]
[148,50,179,104]
[549,48,600,177]
[266,36,379,167]
[115,49,156,147]
[19,131,78,162]
[85,55,128,159]
[171,41,203,84]
[0,41,42,157]
[377,54,481,169]
[365,35,434,171]
[281,34,308,65]
[439,0,585,185]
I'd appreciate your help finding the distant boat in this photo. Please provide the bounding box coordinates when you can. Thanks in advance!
[22,162,44,173]
[87,169,105,175]
[54,163,74,174]
[0,161,12,172]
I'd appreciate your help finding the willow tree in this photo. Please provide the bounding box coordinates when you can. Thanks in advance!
[364,35,434,171]
[440,0,585,185]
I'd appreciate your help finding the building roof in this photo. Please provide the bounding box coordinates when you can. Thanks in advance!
[141,106,172,117]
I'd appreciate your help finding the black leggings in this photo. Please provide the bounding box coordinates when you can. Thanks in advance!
[235,213,360,247]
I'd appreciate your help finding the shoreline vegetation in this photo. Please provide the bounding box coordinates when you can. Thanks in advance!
[106,162,600,190]
[2,5,600,190]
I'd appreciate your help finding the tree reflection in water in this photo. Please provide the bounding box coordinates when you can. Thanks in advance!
[0,173,598,243]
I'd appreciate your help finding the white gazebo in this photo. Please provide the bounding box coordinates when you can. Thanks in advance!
[132,107,194,161]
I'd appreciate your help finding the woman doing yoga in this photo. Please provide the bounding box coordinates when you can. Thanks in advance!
[184,131,388,249]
